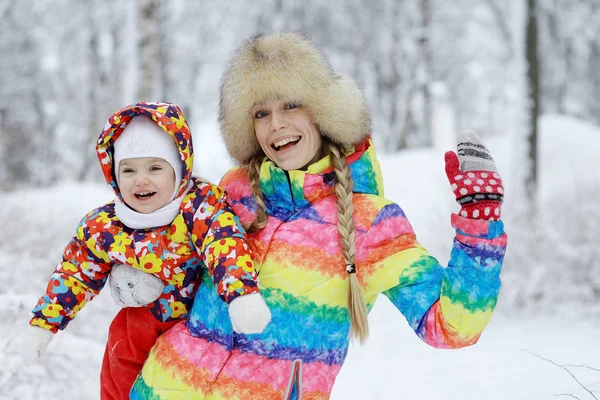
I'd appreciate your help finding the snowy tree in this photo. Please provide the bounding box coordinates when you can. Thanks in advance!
[432,0,519,137]
[539,0,600,125]
[136,0,161,101]
[81,0,132,181]
[0,2,45,189]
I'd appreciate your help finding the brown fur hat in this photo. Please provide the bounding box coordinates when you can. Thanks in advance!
[219,32,372,165]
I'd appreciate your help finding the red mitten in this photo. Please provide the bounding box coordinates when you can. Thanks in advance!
[445,131,504,221]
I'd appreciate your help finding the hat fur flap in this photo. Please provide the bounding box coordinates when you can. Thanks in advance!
[219,32,372,164]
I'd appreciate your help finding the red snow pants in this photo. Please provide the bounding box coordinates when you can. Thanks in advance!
[100,307,178,400]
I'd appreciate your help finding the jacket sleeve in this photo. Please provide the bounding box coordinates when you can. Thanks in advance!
[359,203,507,348]
[190,184,260,304]
[30,212,113,333]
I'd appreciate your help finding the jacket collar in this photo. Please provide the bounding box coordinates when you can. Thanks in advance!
[259,138,383,220]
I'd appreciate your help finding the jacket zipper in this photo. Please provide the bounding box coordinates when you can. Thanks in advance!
[283,359,303,399]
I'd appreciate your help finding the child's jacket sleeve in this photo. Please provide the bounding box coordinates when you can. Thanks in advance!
[30,214,113,333]
[360,203,507,348]
[189,184,259,304]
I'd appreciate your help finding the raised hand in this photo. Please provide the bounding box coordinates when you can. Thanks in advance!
[444,131,504,221]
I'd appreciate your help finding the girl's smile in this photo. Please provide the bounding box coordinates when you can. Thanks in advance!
[118,157,176,213]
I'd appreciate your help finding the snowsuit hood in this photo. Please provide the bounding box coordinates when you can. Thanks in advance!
[96,102,193,202]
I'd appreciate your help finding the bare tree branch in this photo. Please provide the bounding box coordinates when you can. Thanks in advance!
[556,394,580,399]
[523,350,598,400]
[563,365,600,373]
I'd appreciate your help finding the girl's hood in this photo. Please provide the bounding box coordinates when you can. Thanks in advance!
[96,102,194,201]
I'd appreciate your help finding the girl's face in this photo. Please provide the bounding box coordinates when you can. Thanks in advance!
[252,99,322,171]
[118,157,176,213]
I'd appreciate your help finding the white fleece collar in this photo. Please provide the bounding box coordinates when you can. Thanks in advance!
[114,182,193,229]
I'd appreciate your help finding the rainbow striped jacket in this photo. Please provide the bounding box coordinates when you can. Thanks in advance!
[30,102,259,333]
[131,139,507,399]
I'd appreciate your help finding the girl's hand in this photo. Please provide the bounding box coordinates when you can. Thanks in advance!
[228,293,272,334]
[21,326,54,366]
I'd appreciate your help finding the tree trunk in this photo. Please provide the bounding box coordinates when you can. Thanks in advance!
[525,0,539,202]
[589,39,600,118]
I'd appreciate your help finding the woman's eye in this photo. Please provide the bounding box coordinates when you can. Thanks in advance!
[254,110,268,119]
[285,102,299,110]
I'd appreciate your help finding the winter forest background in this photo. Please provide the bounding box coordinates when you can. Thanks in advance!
[1,0,599,399]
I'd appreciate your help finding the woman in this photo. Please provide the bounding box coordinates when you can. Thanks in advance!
[129,32,507,399]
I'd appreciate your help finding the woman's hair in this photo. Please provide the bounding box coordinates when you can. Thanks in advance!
[243,140,369,343]
[244,154,269,233]
[328,141,369,343]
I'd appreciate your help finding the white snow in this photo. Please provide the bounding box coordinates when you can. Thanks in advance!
[0,114,598,399]
[335,301,600,400]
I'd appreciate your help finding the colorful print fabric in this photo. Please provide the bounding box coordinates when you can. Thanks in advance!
[131,138,507,399]
[31,102,259,333]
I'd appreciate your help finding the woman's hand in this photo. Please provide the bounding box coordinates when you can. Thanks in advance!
[445,131,504,221]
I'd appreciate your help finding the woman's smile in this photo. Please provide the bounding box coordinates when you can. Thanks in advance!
[253,100,322,171]
[271,136,301,152]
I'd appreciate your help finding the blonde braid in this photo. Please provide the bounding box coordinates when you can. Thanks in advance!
[328,142,369,343]
[244,155,269,233]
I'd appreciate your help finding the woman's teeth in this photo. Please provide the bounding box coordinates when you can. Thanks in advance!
[273,136,300,150]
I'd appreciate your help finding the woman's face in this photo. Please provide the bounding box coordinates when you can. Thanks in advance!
[252,99,322,171]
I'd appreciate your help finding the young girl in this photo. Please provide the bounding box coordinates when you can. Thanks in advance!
[21,102,271,400]
[130,33,508,399]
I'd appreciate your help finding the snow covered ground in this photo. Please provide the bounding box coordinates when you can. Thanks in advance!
[335,301,600,400]
[0,114,598,399]
[1,294,599,400]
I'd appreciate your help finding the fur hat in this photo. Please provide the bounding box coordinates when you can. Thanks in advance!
[219,32,372,164]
